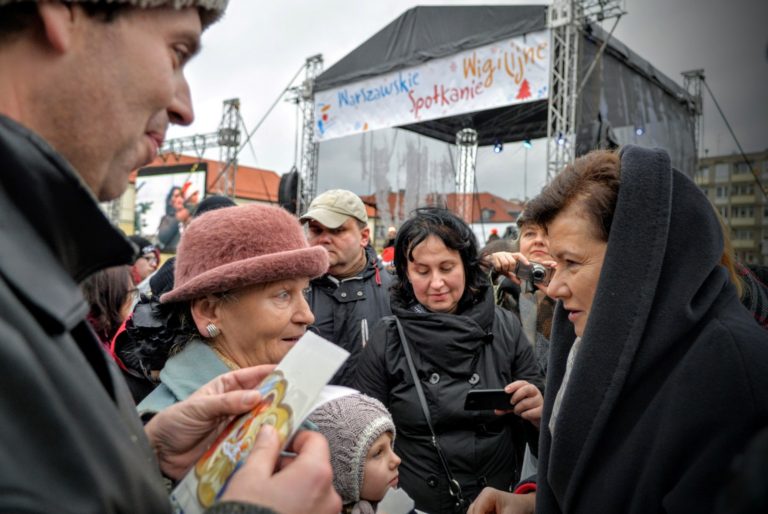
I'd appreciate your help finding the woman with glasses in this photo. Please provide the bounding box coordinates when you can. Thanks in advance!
[128,234,160,286]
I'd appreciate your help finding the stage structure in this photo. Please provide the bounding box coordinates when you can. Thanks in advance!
[682,69,705,155]
[299,3,698,211]
[546,0,627,181]
[159,98,242,197]
[455,128,479,223]
[286,55,324,214]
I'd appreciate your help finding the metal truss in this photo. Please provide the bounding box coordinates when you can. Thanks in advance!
[159,98,241,197]
[214,98,242,197]
[681,69,705,158]
[546,0,625,182]
[288,55,324,215]
[580,0,625,22]
[455,128,478,223]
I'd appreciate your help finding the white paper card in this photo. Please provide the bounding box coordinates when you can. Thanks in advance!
[170,332,349,514]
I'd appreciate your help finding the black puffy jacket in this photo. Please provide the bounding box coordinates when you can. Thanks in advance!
[308,245,392,386]
[355,287,543,514]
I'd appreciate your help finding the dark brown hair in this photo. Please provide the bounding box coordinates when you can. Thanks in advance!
[515,207,543,231]
[0,3,38,43]
[525,149,621,242]
[81,265,134,344]
[392,207,488,310]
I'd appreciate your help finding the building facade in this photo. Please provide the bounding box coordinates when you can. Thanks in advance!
[695,150,768,266]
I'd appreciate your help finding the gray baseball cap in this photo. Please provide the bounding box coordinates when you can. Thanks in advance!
[300,189,368,229]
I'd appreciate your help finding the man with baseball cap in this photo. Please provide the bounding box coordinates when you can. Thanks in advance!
[300,189,392,386]
[0,2,339,513]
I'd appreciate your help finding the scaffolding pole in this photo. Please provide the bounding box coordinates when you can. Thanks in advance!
[159,98,242,198]
[455,128,478,223]
[682,69,705,158]
[215,98,242,197]
[546,0,625,182]
[546,0,580,183]
[291,54,324,215]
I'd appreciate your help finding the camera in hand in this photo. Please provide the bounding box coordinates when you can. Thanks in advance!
[514,261,553,288]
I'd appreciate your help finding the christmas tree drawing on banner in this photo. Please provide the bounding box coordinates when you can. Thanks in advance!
[516,79,531,100]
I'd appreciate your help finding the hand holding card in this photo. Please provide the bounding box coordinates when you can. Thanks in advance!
[170,332,349,514]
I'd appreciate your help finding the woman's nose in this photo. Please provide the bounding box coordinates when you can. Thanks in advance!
[429,274,445,289]
[546,271,567,299]
[294,295,315,325]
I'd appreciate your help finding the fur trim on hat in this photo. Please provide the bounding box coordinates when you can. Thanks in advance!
[161,204,328,303]
[0,0,229,28]
[308,394,396,504]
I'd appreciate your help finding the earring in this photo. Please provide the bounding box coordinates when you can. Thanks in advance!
[206,322,221,339]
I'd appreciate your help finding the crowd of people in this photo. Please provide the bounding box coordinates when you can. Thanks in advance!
[1,2,767,514]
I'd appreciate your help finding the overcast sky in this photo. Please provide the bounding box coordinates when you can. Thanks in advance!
[168,0,767,200]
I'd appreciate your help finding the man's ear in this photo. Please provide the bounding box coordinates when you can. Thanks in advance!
[360,225,371,247]
[37,2,76,53]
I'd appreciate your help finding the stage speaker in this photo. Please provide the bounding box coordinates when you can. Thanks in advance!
[278,167,300,214]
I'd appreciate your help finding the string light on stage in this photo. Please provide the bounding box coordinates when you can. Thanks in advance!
[556,132,566,146]
[493,139,503,153]
[523,139,533,149]
[634,125,645,136]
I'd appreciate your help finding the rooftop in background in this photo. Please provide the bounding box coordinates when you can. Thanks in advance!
[360,190,523,225]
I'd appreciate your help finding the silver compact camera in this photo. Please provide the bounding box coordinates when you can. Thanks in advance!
[514,261,553,287]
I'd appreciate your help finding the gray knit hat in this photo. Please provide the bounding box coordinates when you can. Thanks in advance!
[0,0,229,28]
[308,394,396,504]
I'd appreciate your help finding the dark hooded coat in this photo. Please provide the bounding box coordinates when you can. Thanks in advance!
[356,287,543,513]
[536,146,768,514]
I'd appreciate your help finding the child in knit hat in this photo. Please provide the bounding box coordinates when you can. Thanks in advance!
[309,393,401,514]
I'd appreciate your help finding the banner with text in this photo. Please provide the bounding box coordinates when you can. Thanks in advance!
[314,29,550,141]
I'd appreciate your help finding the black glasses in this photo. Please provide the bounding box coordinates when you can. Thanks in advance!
[141,254,159,267]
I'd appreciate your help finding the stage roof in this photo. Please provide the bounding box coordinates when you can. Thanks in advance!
[315,5,695,153]
[315,5,548,92]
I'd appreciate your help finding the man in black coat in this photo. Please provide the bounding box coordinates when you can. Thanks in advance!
[0,2,339,513]
[301,189,392,386]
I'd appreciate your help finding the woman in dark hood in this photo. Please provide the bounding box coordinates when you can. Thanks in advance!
[469,147,768,514]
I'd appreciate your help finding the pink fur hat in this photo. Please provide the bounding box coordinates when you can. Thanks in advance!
[160,204,328,303]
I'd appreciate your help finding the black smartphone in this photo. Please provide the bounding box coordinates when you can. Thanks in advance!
[464,389,514,411]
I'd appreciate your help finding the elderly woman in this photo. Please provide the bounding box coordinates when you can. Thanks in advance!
[138,203,328,416]
[469,146,768,514]
[355,207,544,514]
